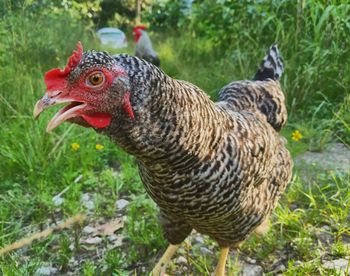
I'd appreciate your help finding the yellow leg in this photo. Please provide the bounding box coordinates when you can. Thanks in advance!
[214,247,230,276]
[152,244,180,276]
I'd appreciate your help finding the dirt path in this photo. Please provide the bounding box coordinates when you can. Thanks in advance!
[295,143,350,173]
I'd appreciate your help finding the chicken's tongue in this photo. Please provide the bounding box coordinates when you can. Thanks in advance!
[81,113,112,128]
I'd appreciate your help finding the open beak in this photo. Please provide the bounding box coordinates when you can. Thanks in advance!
[34,92,86,132]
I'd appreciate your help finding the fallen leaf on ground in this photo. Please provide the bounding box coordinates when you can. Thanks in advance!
[93,218,124,236]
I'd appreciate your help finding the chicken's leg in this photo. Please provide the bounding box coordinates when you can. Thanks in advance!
[152,244,180,275]
[214,247,230,276]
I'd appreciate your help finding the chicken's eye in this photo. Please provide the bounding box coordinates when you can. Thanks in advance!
[86,72,105,87]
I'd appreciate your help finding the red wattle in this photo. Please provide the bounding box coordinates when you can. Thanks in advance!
[81,113,112,128]
[123,92,135,119]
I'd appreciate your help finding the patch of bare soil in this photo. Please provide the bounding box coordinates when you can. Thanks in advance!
[296,143,350,173]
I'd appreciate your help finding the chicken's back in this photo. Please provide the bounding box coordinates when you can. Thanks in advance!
[218,80,287,131]
[218,45,287,131]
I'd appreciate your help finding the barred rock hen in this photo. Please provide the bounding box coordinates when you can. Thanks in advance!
[133,25,160,66]
[34,43,293,275]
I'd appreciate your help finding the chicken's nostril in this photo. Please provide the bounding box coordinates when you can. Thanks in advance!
[43,90,63,105]
[49,90,62,98]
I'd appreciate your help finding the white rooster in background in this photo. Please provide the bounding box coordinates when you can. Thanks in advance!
[133,25,160,66]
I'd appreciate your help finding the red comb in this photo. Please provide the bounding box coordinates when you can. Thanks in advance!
[44,42,83,91]
[66,41,83,73]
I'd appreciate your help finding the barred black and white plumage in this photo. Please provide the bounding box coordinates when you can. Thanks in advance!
[105,48,292,246]
[219,45,287,131]
[35,43,293,275]
[253,44,284,81]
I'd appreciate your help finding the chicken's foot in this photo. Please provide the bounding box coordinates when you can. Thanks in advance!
[152,244,179,275]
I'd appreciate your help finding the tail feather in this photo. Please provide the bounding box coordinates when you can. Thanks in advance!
[253,44,284,81]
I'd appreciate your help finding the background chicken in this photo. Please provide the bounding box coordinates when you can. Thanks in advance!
[34,43,293,275]
[133,25,160,66]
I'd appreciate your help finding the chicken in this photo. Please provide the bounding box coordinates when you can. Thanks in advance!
[133,25,160,66]
[34,42,293,275]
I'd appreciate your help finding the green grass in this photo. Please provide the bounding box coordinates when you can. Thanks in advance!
[0,2,350,275]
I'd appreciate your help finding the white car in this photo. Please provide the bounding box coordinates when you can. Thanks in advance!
[97,28,128,48]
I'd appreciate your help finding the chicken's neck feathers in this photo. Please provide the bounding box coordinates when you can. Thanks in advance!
[102,61,224,167]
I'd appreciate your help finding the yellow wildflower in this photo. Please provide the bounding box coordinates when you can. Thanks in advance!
[95,144,104,150]
[71,143,80,151]
[292,130,303,141]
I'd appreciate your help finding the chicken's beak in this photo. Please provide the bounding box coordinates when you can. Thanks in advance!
[33,92,87,132]
[33,93,56,119]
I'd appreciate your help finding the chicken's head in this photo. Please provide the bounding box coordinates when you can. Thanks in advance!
[34,42,134,132]
[133,25,146,42]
